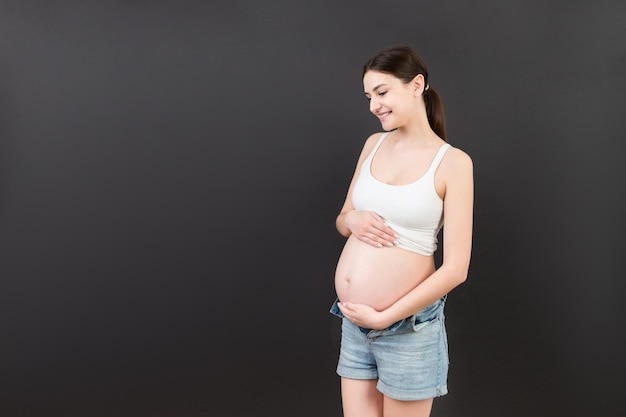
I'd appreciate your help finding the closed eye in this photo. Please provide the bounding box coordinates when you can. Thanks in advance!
[365,91,387,100]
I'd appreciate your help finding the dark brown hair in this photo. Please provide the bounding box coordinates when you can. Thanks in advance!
[363,46,447,141]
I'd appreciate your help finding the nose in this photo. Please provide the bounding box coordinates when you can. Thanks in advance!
[369,97,380,113]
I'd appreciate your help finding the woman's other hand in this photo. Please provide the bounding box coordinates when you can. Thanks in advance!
[337,301,393,330]
[344,210,397,248]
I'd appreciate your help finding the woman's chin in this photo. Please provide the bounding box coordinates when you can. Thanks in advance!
[381,122,396,131]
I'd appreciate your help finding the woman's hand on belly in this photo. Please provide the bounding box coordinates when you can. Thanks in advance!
[337,301,394,330]
[344,210,397,248]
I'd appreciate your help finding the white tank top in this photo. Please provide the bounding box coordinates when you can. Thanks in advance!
[352,132,451,256]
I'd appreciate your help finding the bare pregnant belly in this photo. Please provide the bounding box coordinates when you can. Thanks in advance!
[335,235,435,312]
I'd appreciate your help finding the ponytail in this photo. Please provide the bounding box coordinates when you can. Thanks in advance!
[423,86,447,141]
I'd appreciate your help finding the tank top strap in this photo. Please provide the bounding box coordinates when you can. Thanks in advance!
[369,131,391,157]
[426,143,452,174]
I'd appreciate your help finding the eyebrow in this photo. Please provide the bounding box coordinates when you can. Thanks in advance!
[364,83,388,96]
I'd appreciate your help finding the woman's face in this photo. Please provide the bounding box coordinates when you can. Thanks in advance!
[363,70,421,131]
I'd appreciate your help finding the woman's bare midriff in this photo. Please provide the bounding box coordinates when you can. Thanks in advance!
[335,235,435,312]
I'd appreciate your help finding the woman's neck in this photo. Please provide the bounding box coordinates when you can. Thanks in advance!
[393,123,440,147]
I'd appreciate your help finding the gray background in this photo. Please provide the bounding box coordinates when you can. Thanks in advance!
[1,1,624,416]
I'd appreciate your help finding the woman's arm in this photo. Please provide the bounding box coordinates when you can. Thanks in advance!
[339,147,474,328]
[336,133,397,247]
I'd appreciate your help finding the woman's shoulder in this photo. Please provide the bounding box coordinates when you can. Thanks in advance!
[365,131,388,144]
[442,143,473,174]
[351,131,388,167]
[361,131,387,152]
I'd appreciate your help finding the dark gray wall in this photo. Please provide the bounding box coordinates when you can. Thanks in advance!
[1,1,624,416]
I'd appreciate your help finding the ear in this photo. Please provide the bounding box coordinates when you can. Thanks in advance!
[411,74,426,96]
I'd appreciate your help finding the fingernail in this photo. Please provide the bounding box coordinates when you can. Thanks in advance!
[377,243,382,248]
[387,242,393,247]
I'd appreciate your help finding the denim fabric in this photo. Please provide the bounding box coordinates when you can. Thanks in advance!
[330,296,449,401]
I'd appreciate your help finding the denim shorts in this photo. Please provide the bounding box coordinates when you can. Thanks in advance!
[329,296,449,401]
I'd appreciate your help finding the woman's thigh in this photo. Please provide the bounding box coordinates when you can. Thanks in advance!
[383,396,433,417]
[341,378,383,417]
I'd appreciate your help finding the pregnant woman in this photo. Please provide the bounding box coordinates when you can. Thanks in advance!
[330,45,474,417]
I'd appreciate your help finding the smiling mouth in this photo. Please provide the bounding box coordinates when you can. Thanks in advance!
[378,111,391,121]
